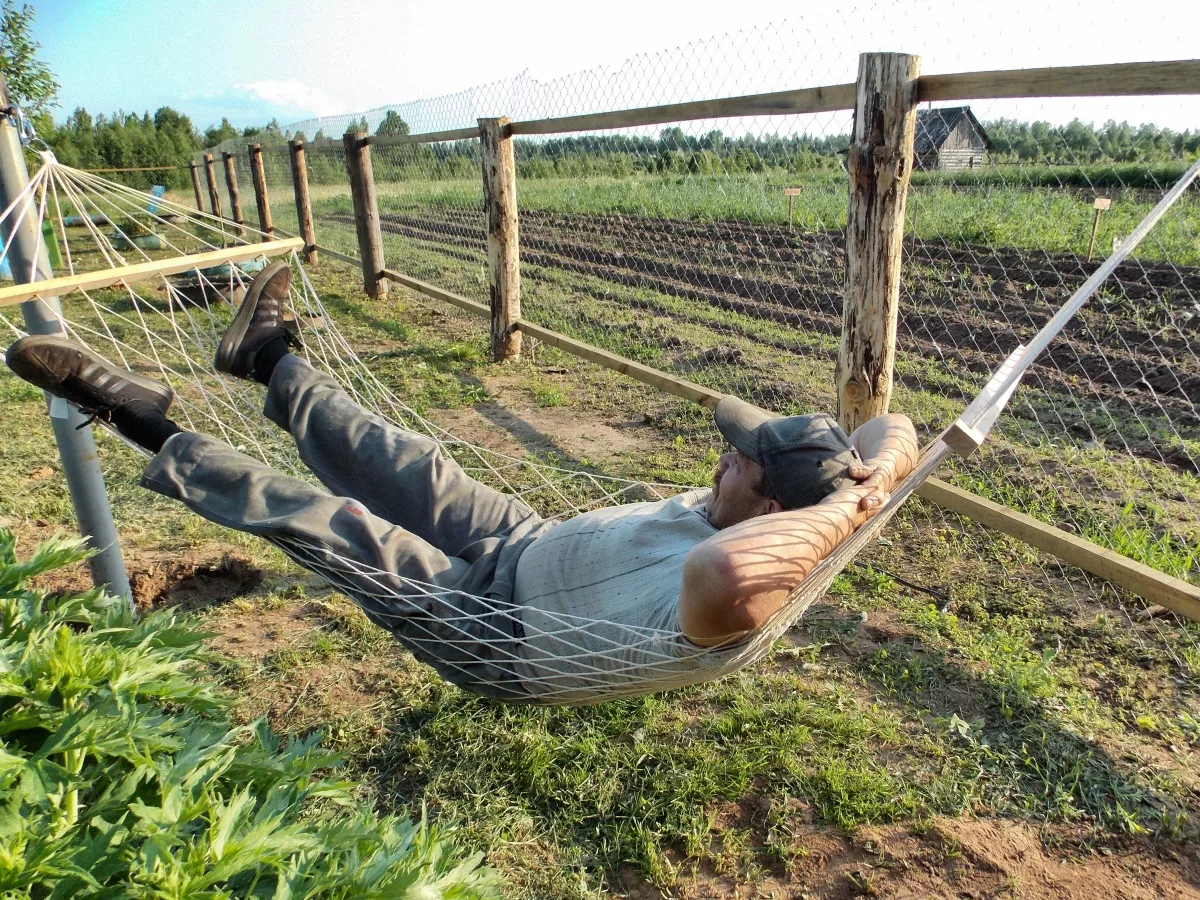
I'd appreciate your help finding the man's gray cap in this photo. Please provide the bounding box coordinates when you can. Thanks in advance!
[714,395,861,510]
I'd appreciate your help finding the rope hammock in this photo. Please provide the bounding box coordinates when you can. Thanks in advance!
[2,153,1197,705]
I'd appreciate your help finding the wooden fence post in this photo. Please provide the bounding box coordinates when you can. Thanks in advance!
[288,139,318,265]
[479,117,521,362]
[248,143,273,238]
[189,160,204,210]
[221,151,245,237]
[342,130,388,299]
[202,153,222,219]
[836,52,920,432]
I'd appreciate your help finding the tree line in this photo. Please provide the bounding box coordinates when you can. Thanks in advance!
[29,107,1200,191]
[282,116,1200,184]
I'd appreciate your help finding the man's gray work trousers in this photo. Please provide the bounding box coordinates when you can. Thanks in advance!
[141,354,553,700]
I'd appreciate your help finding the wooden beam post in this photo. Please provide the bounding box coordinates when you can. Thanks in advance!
[288,139,318,266]
[478,116,521,362]
[188,160,204,210]
[248,143,273,238]
[202,153,222,219]
[342,130,388,299]
[221,151,245,237]
[836,52,920,432]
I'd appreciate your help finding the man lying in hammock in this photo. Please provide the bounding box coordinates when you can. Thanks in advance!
[6,262,918,703]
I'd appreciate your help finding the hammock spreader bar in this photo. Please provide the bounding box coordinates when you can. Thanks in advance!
[944,156,1200,457]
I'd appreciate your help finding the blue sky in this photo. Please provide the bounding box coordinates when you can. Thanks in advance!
[30,0,1200,132]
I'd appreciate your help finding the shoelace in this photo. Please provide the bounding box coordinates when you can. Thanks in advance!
[75,404,114,430]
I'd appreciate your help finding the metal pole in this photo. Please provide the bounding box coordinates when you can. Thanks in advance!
[0,75,131,601]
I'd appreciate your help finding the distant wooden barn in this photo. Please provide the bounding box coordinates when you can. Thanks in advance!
[914,107,990,171]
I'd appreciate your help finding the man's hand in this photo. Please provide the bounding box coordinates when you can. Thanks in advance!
[846,462,890,514]
[847,414,919,515]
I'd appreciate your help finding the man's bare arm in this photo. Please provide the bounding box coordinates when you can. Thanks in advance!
[849,414,920,499]
[679,414,918,646]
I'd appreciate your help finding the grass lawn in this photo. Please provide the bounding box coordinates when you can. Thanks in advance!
[3,254,1200,897]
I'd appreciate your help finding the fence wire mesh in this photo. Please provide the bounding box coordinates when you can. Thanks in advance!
[193,22,1200,671]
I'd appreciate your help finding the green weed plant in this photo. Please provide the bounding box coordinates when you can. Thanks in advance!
[0,529,500,899]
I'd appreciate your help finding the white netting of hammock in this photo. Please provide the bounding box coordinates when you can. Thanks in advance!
[2,153,881,704]
[0,153,1194,704]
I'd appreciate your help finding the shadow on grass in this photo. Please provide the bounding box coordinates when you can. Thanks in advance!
[840,617,1197,849]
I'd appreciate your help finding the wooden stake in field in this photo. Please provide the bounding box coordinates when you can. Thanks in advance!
[202,153,222,219]
[836,52,921,432]
[784,186,802,229]
[343,130,388,299]
[479,117,521,362]
[188,160,204,211]
[1088,197,1111,261]
[248,143,273,238]
[222,151,245,237]
[288,139,318,265]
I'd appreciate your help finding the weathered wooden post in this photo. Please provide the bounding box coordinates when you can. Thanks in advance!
[248,143,273,238]
[288,139,318,265]
[836,52,920,432]
[221,151,245,237]
[342,130,388,299]
[479,117,521,362]
[1087,197,1110,261]
[188,160,204,210]
[202,153,222,219]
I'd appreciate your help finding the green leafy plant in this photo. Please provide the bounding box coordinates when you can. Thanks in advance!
[116,217,153,238]
[0,528,501,898]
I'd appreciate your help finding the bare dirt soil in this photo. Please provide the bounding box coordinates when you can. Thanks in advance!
[12,514,263,613]
[616,818,1200,899]
[325,208,1200,471]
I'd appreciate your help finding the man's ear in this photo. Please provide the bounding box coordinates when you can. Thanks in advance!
[764,497,783,516]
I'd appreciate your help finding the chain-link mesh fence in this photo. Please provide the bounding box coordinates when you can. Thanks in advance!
[194,23,1200,653]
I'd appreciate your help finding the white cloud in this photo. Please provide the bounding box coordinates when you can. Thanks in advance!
[230,80,343,118]
[177,80,349,129]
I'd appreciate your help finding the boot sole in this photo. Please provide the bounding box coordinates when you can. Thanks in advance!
[215,261,291,375]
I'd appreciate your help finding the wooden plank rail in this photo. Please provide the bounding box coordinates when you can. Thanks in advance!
[0,237,304,307]
[366,127,479,148]
[373,263,1200,619]
[919,59,1200,102]
[288,59,1197,150]
[507,83,857,136]
[917,479,1200,622]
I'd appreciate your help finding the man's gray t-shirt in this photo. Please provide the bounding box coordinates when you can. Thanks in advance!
[511,489,747,702]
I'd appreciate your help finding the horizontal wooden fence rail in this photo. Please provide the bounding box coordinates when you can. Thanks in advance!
[292,58,1198,150]
[919,59,1200,102]
[367,127,480,148]
[81,165,184,173]
[507,83,857,136]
